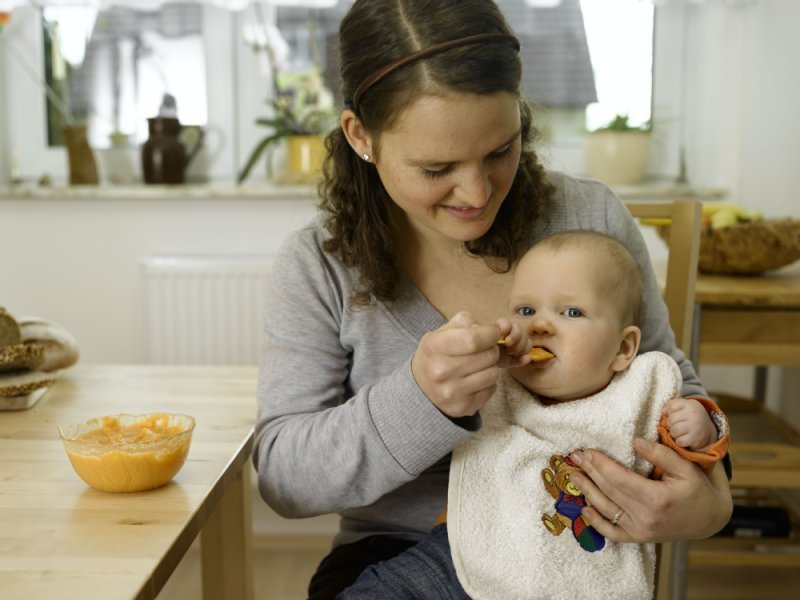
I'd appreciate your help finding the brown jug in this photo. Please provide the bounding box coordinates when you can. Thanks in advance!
[63,124,99,185]
[141,117,204,184]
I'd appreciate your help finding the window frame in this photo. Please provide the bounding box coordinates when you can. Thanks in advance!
[1,4,240,184]
[1,3,687,186]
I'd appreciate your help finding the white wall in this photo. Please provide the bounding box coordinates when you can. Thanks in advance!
[683,0,800,214]
[679,0,800,426]
[1,192,318,363]
[0,34,6,185]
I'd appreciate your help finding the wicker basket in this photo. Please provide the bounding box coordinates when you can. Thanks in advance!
[658,218,800,275]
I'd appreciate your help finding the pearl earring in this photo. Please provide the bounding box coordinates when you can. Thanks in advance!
[362,153,371,162]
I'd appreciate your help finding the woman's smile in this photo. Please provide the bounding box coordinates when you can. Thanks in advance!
[440,203,490,221]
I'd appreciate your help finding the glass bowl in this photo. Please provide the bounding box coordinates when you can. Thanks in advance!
[58,413,195,493]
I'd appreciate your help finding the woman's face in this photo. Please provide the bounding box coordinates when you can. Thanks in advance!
[372,91,522,246]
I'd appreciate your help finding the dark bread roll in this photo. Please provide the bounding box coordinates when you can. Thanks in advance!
[0,307,21,348]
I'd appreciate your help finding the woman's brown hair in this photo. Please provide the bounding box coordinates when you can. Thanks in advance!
[319,0,554,305]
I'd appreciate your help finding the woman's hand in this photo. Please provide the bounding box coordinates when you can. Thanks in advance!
[567,438,733,543]
[412,311,506,418]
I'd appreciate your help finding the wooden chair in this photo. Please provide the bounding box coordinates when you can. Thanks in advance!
[626,200,702,359]
[626,199,703,600]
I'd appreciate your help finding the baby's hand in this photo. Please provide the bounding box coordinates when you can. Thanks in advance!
[495,318,532,368]
[663,398,718,452]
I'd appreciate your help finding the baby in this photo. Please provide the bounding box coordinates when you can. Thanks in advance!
[340,230,729,600]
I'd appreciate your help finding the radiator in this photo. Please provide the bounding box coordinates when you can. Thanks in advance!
[140,255,274,365]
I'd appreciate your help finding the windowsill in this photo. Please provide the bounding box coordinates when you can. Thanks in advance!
[610,179,728,201]
[0,178,727,202]
[0,181,318,201]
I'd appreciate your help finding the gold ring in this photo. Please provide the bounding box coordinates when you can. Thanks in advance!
[610,508,625,526]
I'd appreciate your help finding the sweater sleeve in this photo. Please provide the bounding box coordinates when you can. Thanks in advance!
[252,227,474,518]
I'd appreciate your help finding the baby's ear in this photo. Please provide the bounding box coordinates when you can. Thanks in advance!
[610,325,641,372]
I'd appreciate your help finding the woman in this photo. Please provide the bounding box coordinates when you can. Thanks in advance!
[252,1,733,597]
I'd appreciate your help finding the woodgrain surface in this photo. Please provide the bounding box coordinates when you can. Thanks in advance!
[0,364,258,600]
[695,266,800,366]
[695,265,800,308]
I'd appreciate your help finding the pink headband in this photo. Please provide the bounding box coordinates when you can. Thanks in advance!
[350,32,521,112]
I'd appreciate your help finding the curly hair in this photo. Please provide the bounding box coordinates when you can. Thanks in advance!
[319,0,554,305]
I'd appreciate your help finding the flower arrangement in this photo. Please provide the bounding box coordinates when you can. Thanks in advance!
[1,8,99,185]
[237,66,339,184]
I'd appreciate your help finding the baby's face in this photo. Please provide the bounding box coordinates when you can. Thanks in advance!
[507,245,628,401]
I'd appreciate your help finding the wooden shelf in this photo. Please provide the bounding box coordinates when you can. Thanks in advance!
[690,488,800,568]
[713,393,800,488]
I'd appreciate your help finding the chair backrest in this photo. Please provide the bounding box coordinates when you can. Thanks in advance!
[625,199,702,600]
[626,200,702,357]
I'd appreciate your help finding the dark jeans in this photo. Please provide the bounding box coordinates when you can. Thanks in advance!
[335,524,470,600]
[308,534,417,599]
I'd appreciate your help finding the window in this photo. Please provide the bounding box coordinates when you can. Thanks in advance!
[1,0,669,185]
[42,3,208,149]
[267,0,653,135]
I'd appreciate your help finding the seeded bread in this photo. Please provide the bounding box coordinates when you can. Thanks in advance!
[0,343,45,372]
[0,370,58,397]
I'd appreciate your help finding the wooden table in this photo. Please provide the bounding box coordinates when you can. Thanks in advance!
[695,265,800,399]
[0,364,258,600]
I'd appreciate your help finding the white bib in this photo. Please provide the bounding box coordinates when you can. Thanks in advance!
[448,352,681,600]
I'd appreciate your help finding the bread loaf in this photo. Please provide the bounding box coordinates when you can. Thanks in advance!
[18,318,80,371]
[0,370,58,397]
[0,343,45,372]
[0,307,21,348]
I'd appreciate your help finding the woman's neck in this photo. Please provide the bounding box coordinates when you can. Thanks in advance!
[396,228,515,324]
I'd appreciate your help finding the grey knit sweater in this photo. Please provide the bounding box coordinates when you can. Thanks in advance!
[252,171,705,547]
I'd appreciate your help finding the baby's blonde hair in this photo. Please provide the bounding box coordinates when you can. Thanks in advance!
[531,230,644,327]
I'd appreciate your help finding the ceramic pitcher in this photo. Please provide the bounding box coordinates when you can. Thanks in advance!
[141,117,204,184]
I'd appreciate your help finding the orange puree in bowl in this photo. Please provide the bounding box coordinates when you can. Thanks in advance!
[61,413,194,493]
[78,414,185,445]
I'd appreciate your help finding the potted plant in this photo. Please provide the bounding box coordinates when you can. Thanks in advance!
[1,10,98,185]
[237,68,339,185]
[584,114,651,185]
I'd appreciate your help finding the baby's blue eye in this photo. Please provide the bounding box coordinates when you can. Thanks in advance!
[564,307,584,318]
[517,306,535,317]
